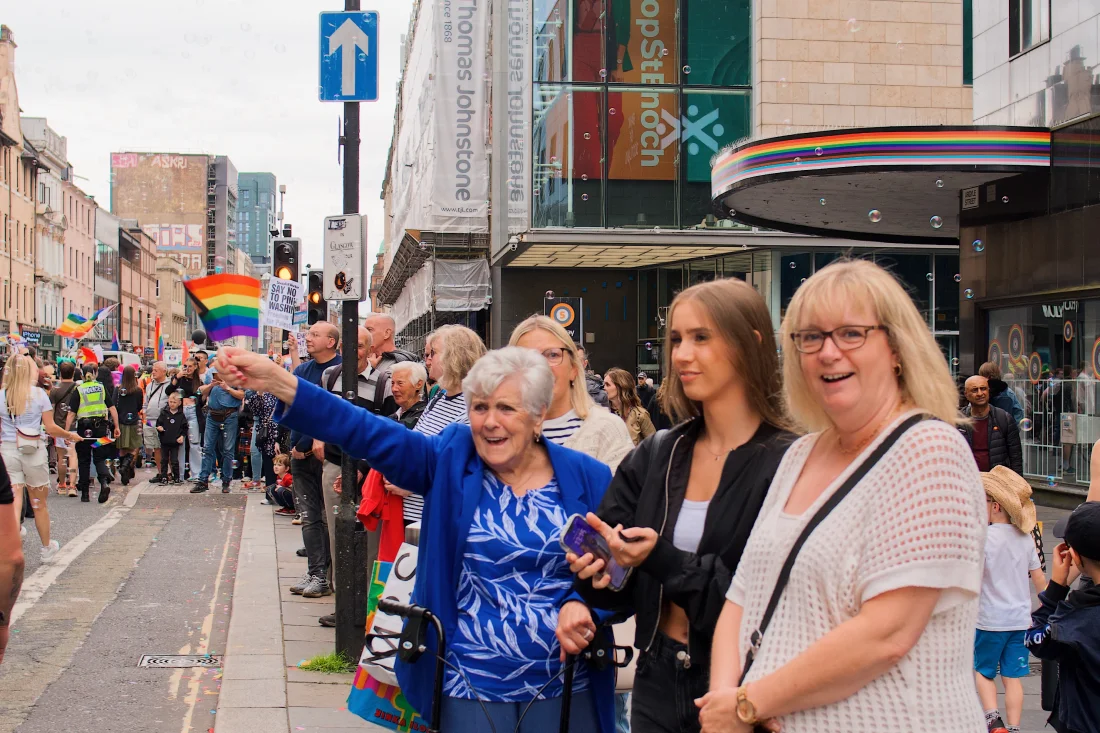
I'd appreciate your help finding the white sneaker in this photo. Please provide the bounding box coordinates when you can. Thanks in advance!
[40,540,60,562]
[260,499,271,505]
[20,525,26,538]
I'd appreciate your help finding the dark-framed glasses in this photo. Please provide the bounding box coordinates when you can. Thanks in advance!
[790,325,886,354]
[540,347,569,366]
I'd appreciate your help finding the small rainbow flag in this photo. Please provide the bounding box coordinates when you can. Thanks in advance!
[93,436,114,447]
[111,329,120,350]
[183,274,262,343]
[155,315,163,360]
[56,305,117,340]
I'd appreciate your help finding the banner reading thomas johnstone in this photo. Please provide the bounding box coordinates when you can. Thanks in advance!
[432,0,489,220]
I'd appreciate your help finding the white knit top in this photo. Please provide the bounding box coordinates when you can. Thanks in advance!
[561,404,634,473]
[727,412,987,733]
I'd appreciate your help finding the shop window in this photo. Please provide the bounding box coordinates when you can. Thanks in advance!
[963,0,973,85]
[1009,0,1049,58]
[684,0,750,87]
[681,90,750,227]
[780,253,812,317]
[934,254,960,332]
[532,85,604,227]
[606,88,679,227]
[985,299,1100,486]
[687,259,715,285]
[720,252,750,280]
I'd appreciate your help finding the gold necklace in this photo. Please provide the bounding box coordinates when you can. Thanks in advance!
[699,436,734,462]
[833,407,901,456]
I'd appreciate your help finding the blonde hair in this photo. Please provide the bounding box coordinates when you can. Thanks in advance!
[434,325,487,394]
[780,259,962,431]
[3,353,36,417]
[508,314,591,419]
[662,279,789,428]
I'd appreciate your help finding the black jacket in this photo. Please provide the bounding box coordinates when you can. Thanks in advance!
[961,404,1023,474]
[1026,579,1100,733]
[576,418,795,670]
[393,400,426,430]
[585,373,608,407]
[156,409,187,445]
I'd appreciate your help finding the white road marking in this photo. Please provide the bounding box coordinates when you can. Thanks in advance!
[9,483,144,626]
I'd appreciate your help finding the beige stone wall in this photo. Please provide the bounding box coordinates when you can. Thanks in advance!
[755,0,972,137]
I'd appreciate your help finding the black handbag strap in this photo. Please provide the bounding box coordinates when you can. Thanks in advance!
[739,413,928,684]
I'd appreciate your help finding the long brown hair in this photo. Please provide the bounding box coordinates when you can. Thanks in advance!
[662,278,788,428]
[604,367,642,415]
[120,365,140,394]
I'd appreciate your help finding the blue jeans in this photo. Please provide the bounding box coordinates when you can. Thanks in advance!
[199,412,238,486]
[250,422,263,481]
[183,404,201,476]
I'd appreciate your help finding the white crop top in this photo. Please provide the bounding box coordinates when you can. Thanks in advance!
[672,498,710,553]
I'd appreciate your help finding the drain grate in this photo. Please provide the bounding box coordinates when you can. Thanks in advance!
[139,654,223,668]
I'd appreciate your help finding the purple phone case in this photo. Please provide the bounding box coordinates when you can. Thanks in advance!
[559,514,632,591]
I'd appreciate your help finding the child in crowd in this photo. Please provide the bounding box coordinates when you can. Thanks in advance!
[155,392,186,485]
[1026,502,1100,733]
[975,466,1047,733]
[265,453,295,515]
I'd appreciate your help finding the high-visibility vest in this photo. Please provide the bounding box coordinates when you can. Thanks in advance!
[76,380,108,420]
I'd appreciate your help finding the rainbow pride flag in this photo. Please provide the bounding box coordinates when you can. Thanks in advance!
[155,315,163,360]
[93,436,114,448]
[183,274,262,343]
[56,305,117,340]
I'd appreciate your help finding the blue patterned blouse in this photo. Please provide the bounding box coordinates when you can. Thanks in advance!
[443,471,588,702]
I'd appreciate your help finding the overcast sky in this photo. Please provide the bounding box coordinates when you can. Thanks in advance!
[4,0,411,268]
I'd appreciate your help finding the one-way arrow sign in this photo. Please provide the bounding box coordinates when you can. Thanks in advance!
[319,11,378,102]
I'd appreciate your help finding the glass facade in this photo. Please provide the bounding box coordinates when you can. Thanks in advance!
[639,249,960,374]
[532,0,751,230]
[985,298,1100,489]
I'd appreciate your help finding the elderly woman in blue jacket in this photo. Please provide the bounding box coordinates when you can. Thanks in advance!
[216,345,616,733]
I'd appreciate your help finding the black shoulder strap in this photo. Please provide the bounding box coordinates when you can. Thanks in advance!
[324,364,343,392]
[739,413,928,684]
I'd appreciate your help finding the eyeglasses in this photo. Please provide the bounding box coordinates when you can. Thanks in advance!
[540,347,570,366]
[790,325,886,354]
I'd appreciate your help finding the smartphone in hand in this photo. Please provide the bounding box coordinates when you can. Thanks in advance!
[558,513,632,592]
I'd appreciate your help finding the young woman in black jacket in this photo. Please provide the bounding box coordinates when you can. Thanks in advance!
[558,278,795,733]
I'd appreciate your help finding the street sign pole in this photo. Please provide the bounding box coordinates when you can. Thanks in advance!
[335,0,365,664]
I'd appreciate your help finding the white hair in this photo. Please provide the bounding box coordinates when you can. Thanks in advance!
[462,347,554,416]
[391,361,427,387]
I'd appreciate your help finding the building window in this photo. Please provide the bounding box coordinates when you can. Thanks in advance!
[156,279,160,298]
[1009,0,1049,57]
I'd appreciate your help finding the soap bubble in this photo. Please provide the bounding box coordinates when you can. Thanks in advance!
[581,194,589,201]
[868,209,882,222]
[930,216,943,229]
[951,357,960,366]
[1046,475,1057,487]
[119,388,128,396]
[580,174,588,181]
[972,239,985,252]
[232,460,239,469]
[682,65,691,74]
[609,107,616,115]
[794,157,801,164]
[1019,418,1033,432]
[925,273,933,281]
[815,147,823,156]
[583,132,591,140]
[789,261,797,269]
[779,77,789,88]
[599,68,607,78]
[126,413,134,421]
[964,288,975,299]
[936,179,944,188]
[84,430,92,438]
[952,274,961,283]
[644,342,652,351]
[1002,196,1009,203]
[819,198,826,205]
[847,18,861,32]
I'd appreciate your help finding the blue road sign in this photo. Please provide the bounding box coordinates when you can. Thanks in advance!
[319,11,378,102]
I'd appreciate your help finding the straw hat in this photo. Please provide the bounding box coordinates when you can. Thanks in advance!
[981,466,1037,534]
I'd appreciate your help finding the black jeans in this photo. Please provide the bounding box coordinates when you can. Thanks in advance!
[261,453,276,487]
[631,632,709,733]
[160,443,180,480]
[76,440,111,495]
[292,455,328,580]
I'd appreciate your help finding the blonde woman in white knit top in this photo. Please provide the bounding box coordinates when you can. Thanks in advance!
[699,260,987,733]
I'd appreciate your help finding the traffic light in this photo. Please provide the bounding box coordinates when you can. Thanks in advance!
[273,238,299,282]
[307,270,327,325]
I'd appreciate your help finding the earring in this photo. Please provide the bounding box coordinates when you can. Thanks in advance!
[534,432,542,443]
[893,362,903,377]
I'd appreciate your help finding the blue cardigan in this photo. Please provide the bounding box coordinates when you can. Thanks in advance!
[276,378,617,732]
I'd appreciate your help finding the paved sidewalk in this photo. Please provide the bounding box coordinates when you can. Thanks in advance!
[216,495,383,733]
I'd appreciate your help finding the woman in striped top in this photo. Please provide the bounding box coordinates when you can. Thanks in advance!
[398,324,487,524]
[509,315,633,471]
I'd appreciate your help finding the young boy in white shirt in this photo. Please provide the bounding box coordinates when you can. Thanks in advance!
[975,466,1048,733]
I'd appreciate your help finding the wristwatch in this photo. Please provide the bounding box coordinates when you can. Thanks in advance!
[735,685,758,725]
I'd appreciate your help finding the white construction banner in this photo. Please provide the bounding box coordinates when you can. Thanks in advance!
[265,279,302,331]
[505,0,531,233]
[432,0,489,220]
